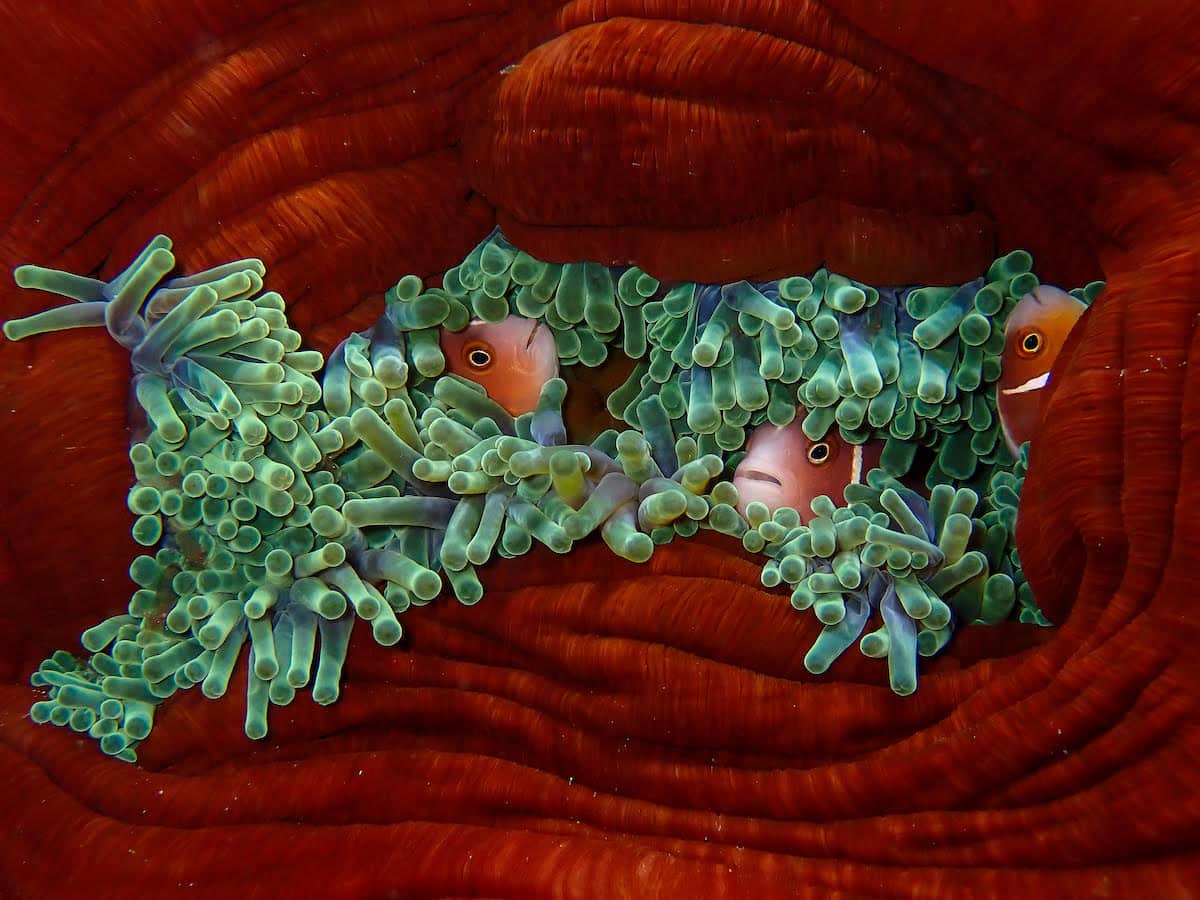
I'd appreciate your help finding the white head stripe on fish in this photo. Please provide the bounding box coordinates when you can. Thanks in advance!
[850,443,863,486]
[1000,371,1051,396]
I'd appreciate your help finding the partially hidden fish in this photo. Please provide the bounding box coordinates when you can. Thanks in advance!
[439,315,559,415]
[732,405,883,520]
[997,285,1087,457]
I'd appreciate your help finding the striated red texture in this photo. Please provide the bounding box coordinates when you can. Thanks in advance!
[1,1,1199,897]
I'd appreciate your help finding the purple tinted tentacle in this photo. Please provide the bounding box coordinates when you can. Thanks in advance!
[880,582,919,696]
[803,590,872,675]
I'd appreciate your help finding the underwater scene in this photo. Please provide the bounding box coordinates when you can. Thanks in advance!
[1,3,1197,897]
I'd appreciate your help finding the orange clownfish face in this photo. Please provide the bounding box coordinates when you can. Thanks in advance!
[439,316,559,415]
[998,285,1087,457]
[732,406,882,520]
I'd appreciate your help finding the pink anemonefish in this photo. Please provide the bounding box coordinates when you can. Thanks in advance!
[439,316,559,415]
[443,286,1085,501]
[997,284,1088,458]
[732,406,883,520]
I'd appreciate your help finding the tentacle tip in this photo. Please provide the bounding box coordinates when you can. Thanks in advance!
[802,652,834,675]
[12,265,38,288]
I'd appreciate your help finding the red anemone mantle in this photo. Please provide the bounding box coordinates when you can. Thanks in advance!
[2,2,1199,896]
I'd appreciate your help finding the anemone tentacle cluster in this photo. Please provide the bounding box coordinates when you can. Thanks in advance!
[4,230,1097,759]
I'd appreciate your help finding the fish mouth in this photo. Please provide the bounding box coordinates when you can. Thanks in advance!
[738,469,782,487]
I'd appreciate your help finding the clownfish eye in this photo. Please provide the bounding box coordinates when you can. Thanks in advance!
[807,442,831,464]
[464,343,493,369]
[1017,329,1044,357]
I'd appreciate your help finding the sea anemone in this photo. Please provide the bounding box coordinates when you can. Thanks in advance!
[1,2,1197,896]
[8,229,1089,757]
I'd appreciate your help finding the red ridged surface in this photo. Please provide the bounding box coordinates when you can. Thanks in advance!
[1,1,1198,896]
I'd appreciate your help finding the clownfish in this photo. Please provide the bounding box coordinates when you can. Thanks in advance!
[439,316,559,415]
[732,406,883,520]
[997,285,1087,458]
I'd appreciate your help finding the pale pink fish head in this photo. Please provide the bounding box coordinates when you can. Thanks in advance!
[439,316,559,415]
[998,284,1088,457]
[733,407,881,520]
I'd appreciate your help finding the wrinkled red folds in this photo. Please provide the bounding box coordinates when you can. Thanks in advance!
[1,1,1198,897]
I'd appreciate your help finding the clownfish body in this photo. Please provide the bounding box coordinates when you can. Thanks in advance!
[439,316,559,415]
[997,285,1087,458]
[733,407,883,520]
